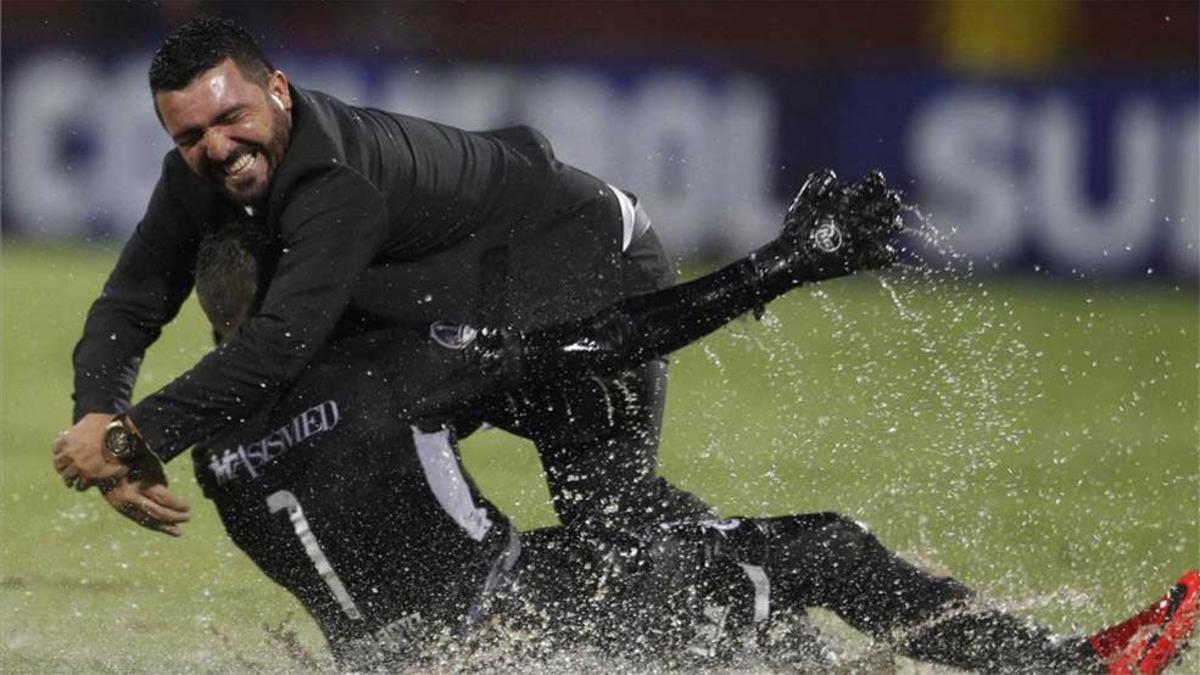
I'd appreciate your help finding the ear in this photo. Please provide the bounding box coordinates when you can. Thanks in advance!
[266,70,291,113]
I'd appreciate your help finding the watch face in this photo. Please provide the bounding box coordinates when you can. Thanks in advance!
[105,426,133,460]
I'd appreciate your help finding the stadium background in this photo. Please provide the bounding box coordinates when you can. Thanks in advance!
[2,1,1196,670]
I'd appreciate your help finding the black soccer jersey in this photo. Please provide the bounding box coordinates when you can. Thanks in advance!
[193,325,514,648]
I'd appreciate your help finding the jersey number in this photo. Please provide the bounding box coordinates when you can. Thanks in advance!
[267,489,363,620]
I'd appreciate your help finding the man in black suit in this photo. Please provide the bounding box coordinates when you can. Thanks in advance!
[54,15,714,541]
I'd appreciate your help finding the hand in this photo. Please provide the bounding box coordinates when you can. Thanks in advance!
[99,454,191,537]
[785,168,904,273]
[755,169,906,292]
[52,412,129,490]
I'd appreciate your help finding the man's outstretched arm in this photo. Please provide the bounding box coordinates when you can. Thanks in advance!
[476,170,905,383]
[58,159,207,490]
[56,164,387,491]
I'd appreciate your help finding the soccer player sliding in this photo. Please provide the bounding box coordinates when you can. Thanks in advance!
[112,169,1198,673]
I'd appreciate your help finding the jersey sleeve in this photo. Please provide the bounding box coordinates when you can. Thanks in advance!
[71,166,200,422]
[128,166,388,462]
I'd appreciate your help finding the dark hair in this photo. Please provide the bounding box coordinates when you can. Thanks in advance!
[149,16,274,92]
[195,221,278,343]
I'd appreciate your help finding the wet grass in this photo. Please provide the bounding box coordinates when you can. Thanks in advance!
[2,242,1197,671]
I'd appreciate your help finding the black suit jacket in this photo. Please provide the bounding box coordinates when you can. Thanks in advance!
[73,86,625,460]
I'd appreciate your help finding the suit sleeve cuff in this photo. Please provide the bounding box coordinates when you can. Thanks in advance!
[125,409,185,464]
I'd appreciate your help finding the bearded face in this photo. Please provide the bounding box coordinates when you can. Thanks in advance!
[155,59,292,205]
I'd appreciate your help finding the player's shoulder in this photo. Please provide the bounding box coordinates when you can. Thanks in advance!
[278,86,353,171]
[268,88,382,207]
[478,124,556,161]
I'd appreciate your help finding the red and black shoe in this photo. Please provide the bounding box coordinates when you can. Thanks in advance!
[1088,569,1200,674]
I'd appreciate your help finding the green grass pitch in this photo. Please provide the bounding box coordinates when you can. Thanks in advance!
[2,242,1196,671]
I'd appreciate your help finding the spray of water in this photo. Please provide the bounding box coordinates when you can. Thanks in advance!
[148,201,1191,674]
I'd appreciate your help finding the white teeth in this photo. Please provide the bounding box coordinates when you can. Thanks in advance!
[227,153,255,177]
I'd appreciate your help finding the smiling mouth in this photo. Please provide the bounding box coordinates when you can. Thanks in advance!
[224,152,257,179]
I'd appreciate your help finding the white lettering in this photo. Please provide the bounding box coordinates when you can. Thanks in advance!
[8,52,1189,277]
[267,490,362,620]
[209,400,341,484]
[1034,98,1160,269]
[4,57,778,263]
[302,408,323,437]
[909,90,1022,261]
[321,400,340,429]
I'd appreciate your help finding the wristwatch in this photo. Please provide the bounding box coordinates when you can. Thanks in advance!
[103,417,150,463]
